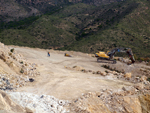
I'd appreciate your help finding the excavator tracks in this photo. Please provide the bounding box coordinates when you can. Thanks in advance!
[97,57,116,64]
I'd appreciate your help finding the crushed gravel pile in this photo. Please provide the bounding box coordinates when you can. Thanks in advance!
[0,74,29,91]
[7,92,69,113]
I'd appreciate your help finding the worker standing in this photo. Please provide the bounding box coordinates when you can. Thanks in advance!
[48,52,50,57]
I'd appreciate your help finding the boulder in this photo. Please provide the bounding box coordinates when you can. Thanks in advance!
[0,51,7,62]
[96,71,101,74]
[72,66,84,71]
[25,107,35,113]
[123,96,142,113]
[140,75,147,82]
[134,83,144,90]
[101,72,106,76]
[124,73,132,78]
[139,94,150,113]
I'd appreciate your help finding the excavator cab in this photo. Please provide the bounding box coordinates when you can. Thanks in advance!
[95,51,109,59]
[95,51,116,63]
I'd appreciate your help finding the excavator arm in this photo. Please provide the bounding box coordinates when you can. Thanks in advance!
[107,48,135,63]
[125,48,135,63]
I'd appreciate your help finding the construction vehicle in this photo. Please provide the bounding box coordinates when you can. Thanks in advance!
[95,48,135,64]
[64,53,72,57]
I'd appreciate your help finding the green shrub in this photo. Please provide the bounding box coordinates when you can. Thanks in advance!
[20,68,24,73]
[105,70,108,73]
[20,61,23,64]
[147,78,150,82]
[10,48,14,53]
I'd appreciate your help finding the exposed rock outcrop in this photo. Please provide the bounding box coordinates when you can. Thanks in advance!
[0,90,27,113]
[0,0,124,22]
[7,92,69,113]
[139,94,150,113]
[69,86,150,113]
[0,42,40,91]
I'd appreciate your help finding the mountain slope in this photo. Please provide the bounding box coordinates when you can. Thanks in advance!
[61,0,150,57]
[0,0,40,22]
[0,0,122,22]
[0,0,150,57]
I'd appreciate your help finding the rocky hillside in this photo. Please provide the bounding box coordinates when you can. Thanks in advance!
[69,88,150,113]
[0,0,40,22]
[0,0,122,22]
[1,0,150,58]
[0,42,40,90]
[16,0,123,6]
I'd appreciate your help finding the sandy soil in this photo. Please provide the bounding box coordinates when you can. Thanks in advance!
[8,46,134,100]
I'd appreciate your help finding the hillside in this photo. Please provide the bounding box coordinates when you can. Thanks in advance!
[0,0,40,22]
[0,0,121,22]
[60,0,150,57]
[0,0,150,58]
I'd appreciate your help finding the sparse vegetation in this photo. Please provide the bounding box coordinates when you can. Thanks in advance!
[10,48,14,53]
[105,70,109,73]
[20,68,24,73]
[147,78,150,82]
[0,0,150,58]
[20,61,23,64]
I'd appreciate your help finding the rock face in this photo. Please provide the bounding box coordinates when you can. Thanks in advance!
[69,86,150,113]
[69,92,111,113]
[0,90,68,113]
[124,73,132,78]
[0,42,40,91]
[0,90,26,113]
[7,92,68,113]
[139,94,150,113]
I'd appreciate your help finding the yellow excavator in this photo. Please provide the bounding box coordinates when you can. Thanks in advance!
[95,48,135,64]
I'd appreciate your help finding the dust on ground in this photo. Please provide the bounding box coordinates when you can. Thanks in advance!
[7,46,136,100]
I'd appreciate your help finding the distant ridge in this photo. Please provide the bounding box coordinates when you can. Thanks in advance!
[0,0,122,22]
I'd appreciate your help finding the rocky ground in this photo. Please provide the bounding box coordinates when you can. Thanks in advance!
[0,42,40,91]
[68,86,150,113]
[0,42,150,113]
[7,92,69,113]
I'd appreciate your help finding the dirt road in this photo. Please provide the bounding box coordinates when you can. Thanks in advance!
[10,46,133,100]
